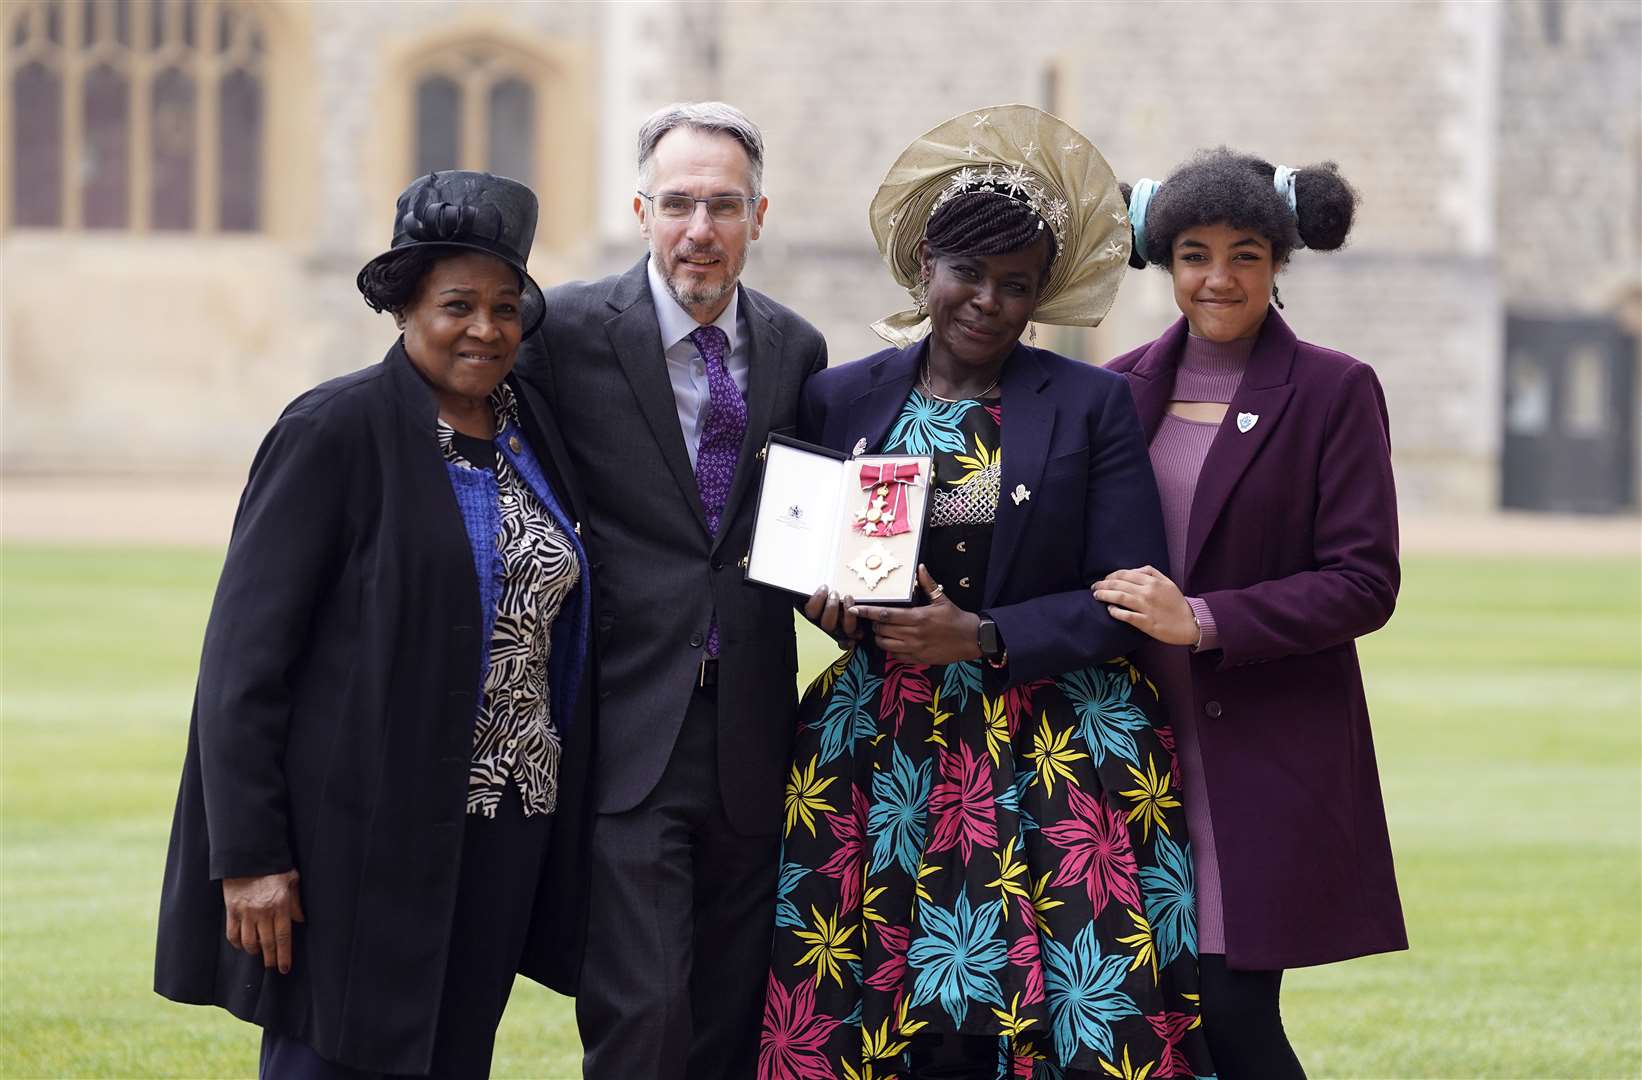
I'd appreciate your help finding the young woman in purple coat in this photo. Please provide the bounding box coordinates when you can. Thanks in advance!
[1094,151,1406,1078]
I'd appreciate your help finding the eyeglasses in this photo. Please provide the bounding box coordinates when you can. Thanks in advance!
[638,191,760,224]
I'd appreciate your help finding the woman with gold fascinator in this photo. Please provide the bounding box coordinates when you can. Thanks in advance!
[765,107,1214,1080]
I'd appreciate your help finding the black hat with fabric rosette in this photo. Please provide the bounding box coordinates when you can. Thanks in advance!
[357,170,546,335]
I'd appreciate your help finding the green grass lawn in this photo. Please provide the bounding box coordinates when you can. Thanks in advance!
[2,546,1638,1078]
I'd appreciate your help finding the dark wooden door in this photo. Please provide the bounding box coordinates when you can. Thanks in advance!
[1501,314,1637,512]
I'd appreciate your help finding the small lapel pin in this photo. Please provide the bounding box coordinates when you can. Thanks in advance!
[1236,412,1259,434]
[1011,483,1031,506]
[851,437,868,457]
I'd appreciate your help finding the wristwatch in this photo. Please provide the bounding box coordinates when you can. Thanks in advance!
[976,616,1007,666]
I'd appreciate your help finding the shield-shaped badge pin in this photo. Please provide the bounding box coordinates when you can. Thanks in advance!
[1236,412,1259,434]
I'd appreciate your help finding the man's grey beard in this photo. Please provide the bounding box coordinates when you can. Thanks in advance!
[660,246,748,314]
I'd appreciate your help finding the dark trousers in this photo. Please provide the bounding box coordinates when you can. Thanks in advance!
[1199,953,1307,1080]
[260,1033,408,1080]
[576,686,780,1080]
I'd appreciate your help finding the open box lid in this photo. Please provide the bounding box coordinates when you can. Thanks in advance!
[743,433,933,604]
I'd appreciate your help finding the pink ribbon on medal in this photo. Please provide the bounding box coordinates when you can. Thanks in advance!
[854,462,921,537]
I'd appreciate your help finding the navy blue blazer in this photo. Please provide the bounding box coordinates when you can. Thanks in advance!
[799,340,1167,685]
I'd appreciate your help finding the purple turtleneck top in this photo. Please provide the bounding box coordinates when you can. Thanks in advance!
[1139,331,1253,956]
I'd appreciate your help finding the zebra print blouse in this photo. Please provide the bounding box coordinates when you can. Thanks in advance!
[437,384,581,819]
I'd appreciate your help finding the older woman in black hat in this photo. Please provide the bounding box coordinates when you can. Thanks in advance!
[154,172,594,1079]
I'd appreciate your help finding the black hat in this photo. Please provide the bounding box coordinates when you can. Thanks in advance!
[357,171,545,335]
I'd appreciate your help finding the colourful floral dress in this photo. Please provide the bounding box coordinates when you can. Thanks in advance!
[762,390,1215,1080]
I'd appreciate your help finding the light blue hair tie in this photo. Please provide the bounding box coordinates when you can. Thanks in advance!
[1273,165,1305,248]
[1128,177,1161,262]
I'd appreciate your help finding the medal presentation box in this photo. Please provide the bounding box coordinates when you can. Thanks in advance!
[743,434,933,604]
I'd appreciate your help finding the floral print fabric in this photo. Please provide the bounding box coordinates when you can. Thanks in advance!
[763,391,1214,1080]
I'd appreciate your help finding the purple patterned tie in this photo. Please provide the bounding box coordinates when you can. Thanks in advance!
[690,325,745,657]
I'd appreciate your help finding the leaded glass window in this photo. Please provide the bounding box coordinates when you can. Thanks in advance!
[3,0,266,231]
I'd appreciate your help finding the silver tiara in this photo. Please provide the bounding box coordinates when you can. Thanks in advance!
[928,163,1071,248]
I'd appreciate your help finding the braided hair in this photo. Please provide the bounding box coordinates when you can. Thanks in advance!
[1122,147,1357,269]
[924,190,1059,278]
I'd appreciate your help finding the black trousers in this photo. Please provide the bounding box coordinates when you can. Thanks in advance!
[575,686,780,1080]
[1198,953,1307,1080]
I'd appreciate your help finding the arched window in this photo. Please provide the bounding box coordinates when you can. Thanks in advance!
[385,34,592,258]
[4,0,266,231]
[411,49,536,188]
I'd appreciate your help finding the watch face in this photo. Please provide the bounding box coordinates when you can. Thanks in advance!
[979,619,999,656]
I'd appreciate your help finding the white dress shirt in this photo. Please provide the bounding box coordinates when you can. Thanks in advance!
[647,256,750,469]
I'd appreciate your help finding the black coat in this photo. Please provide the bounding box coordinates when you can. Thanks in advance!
[153,342,596,1075]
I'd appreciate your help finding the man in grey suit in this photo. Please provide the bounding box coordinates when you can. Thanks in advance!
[514,102,827,1078]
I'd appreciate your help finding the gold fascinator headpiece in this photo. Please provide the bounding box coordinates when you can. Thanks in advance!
[868,104,1130,347]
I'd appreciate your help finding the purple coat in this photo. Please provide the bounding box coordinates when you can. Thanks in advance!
[1106,310,1408,970]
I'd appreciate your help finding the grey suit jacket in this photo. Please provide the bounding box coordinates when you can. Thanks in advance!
[515,256,827,835]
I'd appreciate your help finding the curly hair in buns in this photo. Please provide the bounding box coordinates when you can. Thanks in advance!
[1121,148,1358,270]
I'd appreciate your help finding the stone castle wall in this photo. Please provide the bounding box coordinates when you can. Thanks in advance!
[4,0,1637,513]
[709,0,1511,509]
